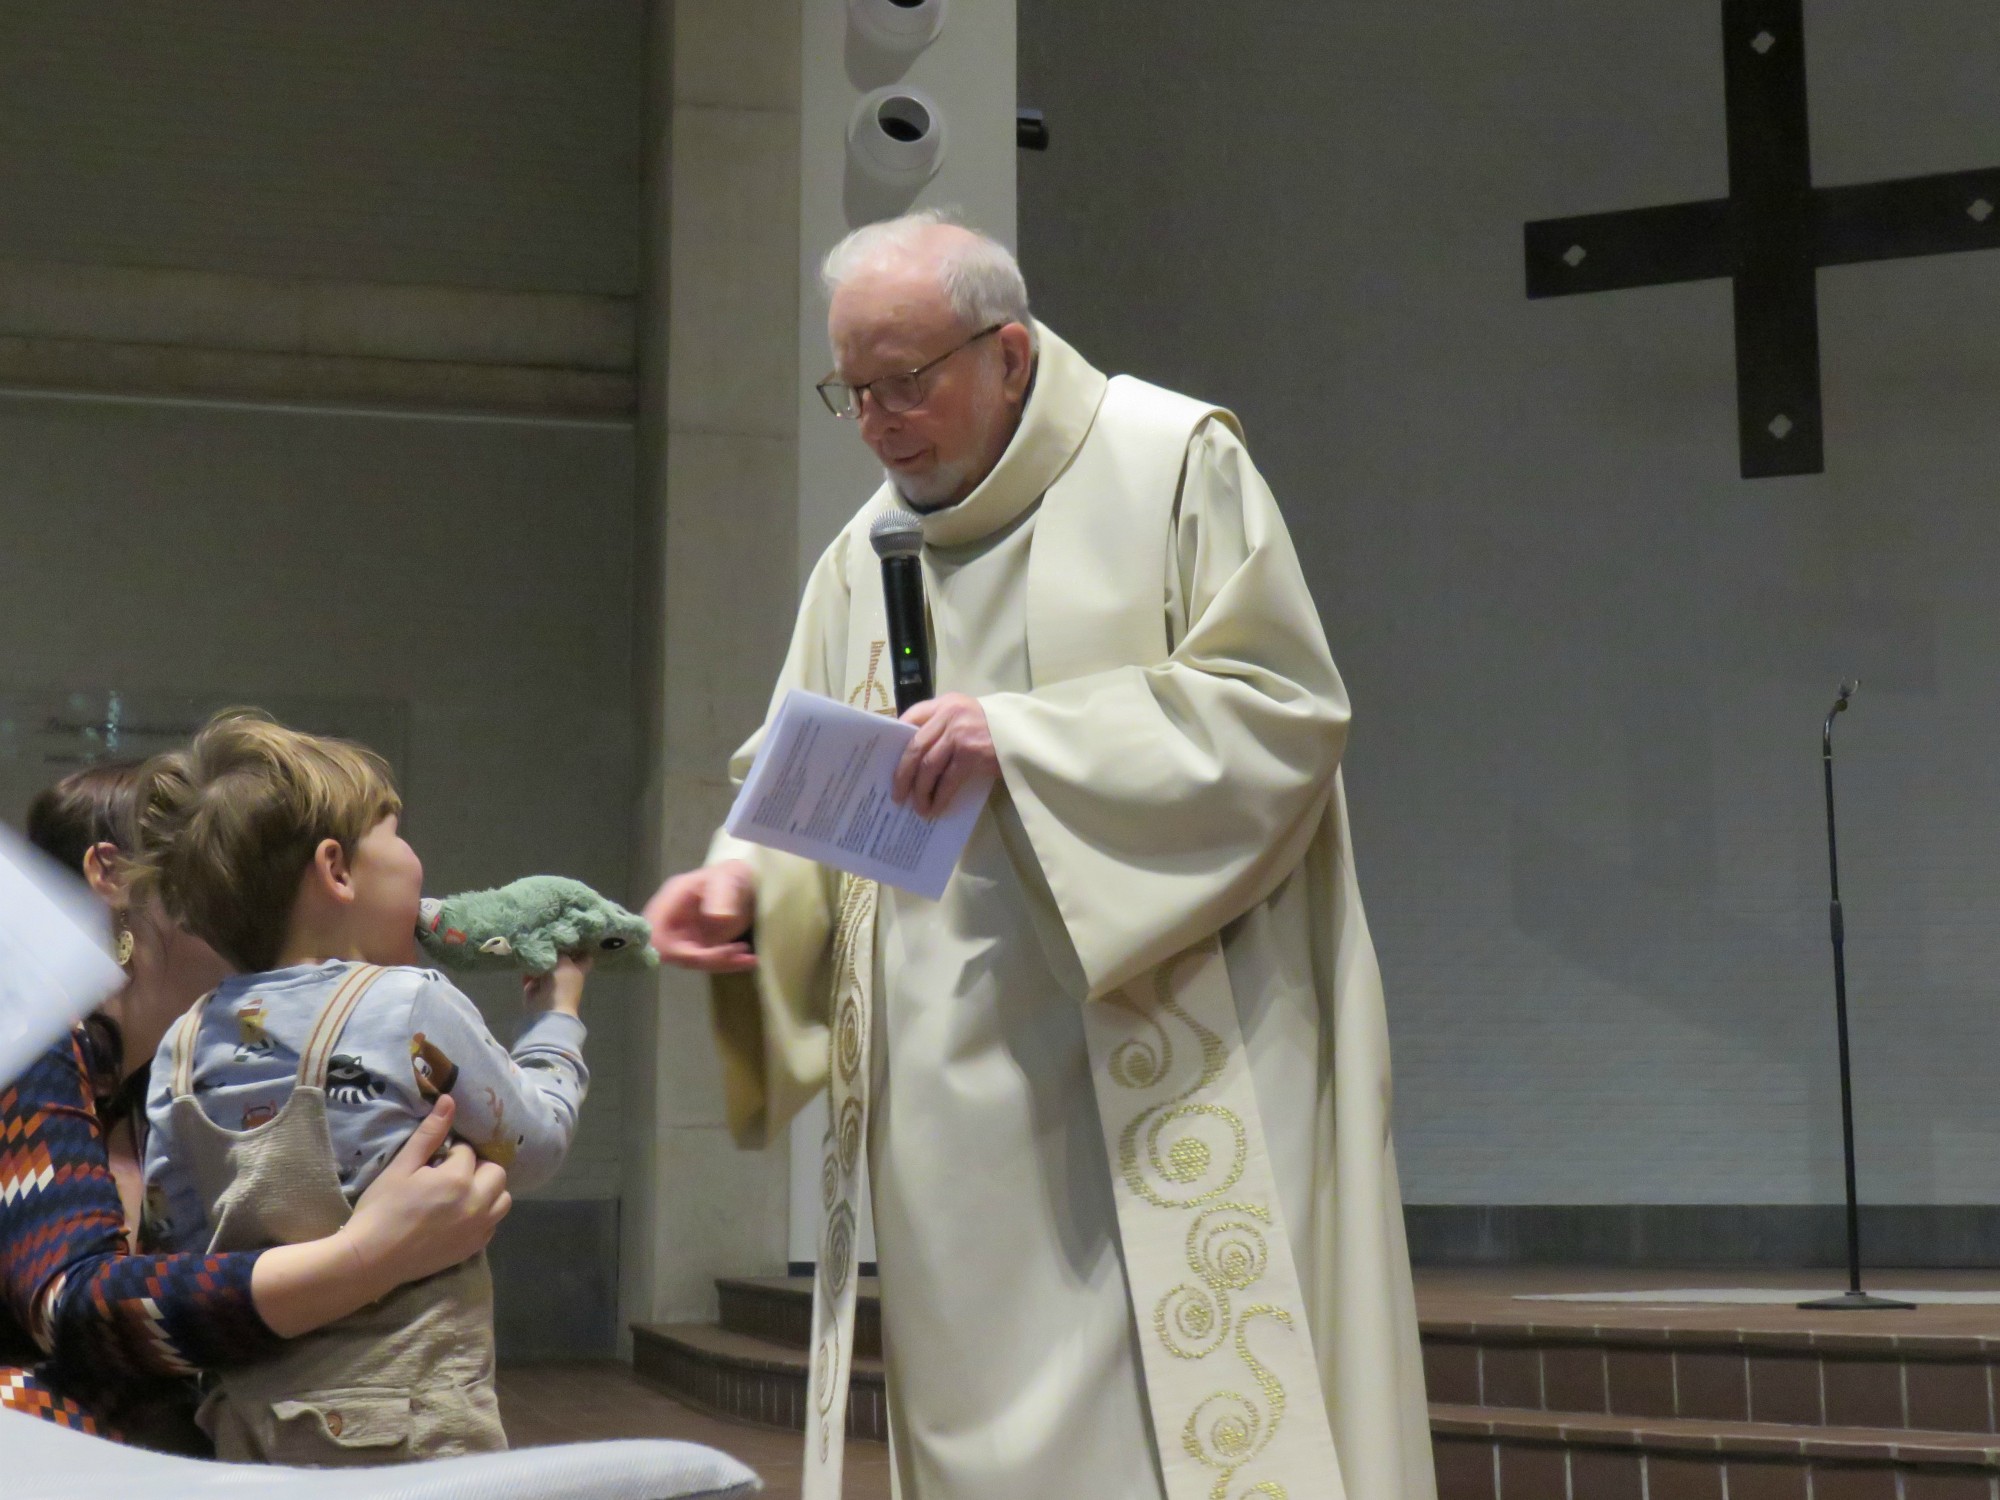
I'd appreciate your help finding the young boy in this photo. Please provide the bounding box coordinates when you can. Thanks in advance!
[135,711,590,1464]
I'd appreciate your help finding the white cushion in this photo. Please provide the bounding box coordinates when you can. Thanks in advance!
[1,1409,761,1500]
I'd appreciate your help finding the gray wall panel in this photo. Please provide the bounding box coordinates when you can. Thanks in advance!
[0,1,643,293]
[0,393,641,1241]
[1020,1,2000,1208]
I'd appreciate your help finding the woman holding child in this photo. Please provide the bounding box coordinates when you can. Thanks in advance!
[1,717,586,1462]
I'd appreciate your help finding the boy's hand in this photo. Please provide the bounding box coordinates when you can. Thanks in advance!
[524,952,592,1017]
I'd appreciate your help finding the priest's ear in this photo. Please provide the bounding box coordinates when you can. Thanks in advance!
[998,322,1035,405]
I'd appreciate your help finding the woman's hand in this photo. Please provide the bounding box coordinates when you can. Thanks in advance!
[343,1094,511,1285]
[251,1097,510,1336]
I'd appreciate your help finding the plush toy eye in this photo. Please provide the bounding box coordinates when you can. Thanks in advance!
[479,936,514,956]
[599,936,627,950]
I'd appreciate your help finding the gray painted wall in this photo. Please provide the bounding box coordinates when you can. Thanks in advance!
[0,5,650,1352]
[0,0,644,293]
[0,391,642,1345]
[1020,2,2000,1207]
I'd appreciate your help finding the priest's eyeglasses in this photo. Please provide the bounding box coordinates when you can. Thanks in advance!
[815,324,1004,419]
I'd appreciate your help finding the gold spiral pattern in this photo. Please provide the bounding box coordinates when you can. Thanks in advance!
[821,1151,841,1211]
[836,995,864,1083]
[1107,993,1174,1090]
[813,1336,838,1414]
[1185,1391,1263,1469]
[837,1096,865,1177]
[1189,1205,1272,1293]
[824,1202,856,1298]
[1128,1101,1247,1208]
[1156,1282,1231,1361]
[1186,1305,1296,1499]
[1093,939,1328,1499]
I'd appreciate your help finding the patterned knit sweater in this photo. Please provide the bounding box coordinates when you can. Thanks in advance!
[0,1026,277,1444]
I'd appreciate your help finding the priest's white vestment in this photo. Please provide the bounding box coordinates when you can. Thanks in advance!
[708,324,1435,1500]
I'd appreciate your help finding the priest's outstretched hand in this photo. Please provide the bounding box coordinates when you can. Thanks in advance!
[644,858,758,973]
[893,692,999,817]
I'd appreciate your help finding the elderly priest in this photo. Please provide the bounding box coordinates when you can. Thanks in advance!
[646,210,1435,1500]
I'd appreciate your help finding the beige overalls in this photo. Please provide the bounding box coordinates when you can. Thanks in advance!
[166,962,506,1465]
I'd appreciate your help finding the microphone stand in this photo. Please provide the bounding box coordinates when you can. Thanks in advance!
[1799,683,1912,1311]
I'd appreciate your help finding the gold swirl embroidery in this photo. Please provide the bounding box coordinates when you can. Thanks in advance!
[1156,1282,1231,1360]
[1114,955,1247,1211]
[1127,1099,1247,1208]
[1189,1204,1272,1292]
[821,1151,840,1212]
[824,1201,856,1299]
[836,995,864,1082]
[1106,990,1174,1089]
[836,1096,865,1177]
[826,876,873,1025]
[1181,1305,1293,1500]
[1097,942,1319,1496]
[813,1335,838,1415]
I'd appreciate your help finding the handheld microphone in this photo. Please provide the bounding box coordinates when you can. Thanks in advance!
[869,508,933,714]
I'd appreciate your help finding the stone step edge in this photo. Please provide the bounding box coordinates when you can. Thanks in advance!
[1431,1402,2000,1469]
[632,1323,886,1384]
[1424,1320,2000,1360]
[714,1278,884,1359]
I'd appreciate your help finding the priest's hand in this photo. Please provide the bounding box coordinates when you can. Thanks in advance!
[643,859,758,973]
[895,693,1000,818]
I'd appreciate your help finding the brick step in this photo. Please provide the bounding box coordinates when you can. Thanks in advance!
[1431,1402,2000,1500]
[716,1275,881,1359]
[630,1322,887,1442]
[1423,1320,2000,1436]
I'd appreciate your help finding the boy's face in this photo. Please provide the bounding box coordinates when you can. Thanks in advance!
[350,814,424,966]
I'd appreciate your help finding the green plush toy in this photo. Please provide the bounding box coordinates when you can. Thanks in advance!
[416,876,659,974]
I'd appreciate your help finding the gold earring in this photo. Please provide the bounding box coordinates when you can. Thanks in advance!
[114,920,134,968]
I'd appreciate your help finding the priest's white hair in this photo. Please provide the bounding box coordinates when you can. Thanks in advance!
[822,209,1037,353]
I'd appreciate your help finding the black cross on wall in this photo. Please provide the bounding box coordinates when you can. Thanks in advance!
[1525,0,2000,478]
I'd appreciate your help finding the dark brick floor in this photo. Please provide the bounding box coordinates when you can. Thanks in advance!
[497,1360,893,1500]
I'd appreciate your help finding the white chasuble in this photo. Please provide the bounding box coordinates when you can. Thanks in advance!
[708,325,1436,1500]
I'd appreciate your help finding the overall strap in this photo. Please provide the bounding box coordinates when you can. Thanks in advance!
[169,994,216,1099]
[297,965,388,1088]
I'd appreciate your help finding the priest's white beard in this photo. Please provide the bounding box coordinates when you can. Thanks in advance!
[888,456,982,512]
[886,361,1008,512]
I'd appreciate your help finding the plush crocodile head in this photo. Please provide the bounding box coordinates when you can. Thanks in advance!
[415,875,659,974]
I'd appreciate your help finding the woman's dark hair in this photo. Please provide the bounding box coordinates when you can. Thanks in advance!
[24,763,151,1120]
[25,761,147,876]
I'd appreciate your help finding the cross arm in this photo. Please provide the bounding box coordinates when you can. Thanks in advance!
[1525,199,1731,298]
[1815,165,2000,267]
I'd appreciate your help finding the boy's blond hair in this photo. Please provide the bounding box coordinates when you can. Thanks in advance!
[134,710,402,973]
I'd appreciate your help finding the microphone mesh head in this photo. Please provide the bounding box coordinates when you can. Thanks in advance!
[869,506,925,560]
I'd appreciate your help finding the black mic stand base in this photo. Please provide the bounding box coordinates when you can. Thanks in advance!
[1797,1290,1917,1311]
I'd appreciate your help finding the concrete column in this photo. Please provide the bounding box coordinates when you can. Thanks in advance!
[625,0,1019,1322]
[787,0,1020,1263]
[624,0,804,1331]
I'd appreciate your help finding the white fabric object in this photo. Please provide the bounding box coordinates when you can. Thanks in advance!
[2,1409,761,1500]
[0,821,125,1092]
